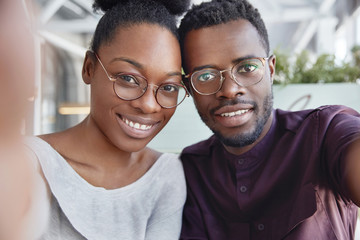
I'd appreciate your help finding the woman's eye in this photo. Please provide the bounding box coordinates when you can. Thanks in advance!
[197,72,216,82]
[116,74,139,85]
[161,84,179,92]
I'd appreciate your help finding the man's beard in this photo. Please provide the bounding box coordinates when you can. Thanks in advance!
[198,91,273,148]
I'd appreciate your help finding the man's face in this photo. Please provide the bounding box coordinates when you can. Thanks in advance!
[183,19,276,155]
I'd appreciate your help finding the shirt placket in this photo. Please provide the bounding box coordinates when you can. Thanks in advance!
[235,157,252,207]
[235,158,268,239]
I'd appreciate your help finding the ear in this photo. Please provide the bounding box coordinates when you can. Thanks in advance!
[82,50,96,85]
[268,55,276,84]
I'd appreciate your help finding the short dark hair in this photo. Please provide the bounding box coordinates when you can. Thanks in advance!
[179,0,269,55]
[91,0,190,52]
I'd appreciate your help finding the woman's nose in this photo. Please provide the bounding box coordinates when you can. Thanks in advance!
[130,85,162,113]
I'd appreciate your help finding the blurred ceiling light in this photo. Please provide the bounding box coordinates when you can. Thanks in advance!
[58,103,89,115]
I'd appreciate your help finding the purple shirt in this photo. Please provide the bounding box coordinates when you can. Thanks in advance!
[180,105,360,240]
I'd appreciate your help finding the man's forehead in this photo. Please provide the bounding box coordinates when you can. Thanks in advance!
[184,19,264,53]
[183,19,266,69]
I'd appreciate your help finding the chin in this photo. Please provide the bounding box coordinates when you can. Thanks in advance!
[214,129,260,148]
[119,143,146,153]
[118,137,151,153]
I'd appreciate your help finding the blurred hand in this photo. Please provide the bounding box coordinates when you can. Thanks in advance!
[0,144,33,240]
[0,0,35,135]
[0,0,38,239]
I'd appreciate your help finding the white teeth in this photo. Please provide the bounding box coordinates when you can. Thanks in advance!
[122,117,152,130]
[140,125,151,130]
[220,109,249,117]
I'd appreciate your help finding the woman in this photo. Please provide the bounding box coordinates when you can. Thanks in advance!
[25,0,189,239]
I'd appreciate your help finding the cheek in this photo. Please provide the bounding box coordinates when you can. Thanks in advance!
[90,87,120,125]
[253,81,272,109]
[193,94,211,114]
[91,80,116,107]
[161,108,176,125]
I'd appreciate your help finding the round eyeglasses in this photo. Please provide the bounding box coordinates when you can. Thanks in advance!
[93,52,189,109]
[184,57,270,95]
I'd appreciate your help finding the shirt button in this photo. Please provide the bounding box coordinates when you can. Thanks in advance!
[238,159,245,165]
[240,185,247,193]
[258,224,265,231]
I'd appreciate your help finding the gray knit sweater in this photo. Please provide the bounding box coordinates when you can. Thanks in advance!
[25,137,186,240]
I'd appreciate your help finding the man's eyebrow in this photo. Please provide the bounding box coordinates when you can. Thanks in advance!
[192,65,217,72]
[190,55,260,73]
[111,57,143,69]
[232,55,259,64]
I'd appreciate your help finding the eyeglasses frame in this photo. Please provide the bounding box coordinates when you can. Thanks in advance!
[183,56,272,96]
[91,51,189,109]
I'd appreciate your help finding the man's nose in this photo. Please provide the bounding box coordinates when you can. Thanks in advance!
[215,70,246,99]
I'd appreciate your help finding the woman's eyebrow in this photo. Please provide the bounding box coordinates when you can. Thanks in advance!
[111,57,182,77]
[111,57,143,69]
[167,71,182,77]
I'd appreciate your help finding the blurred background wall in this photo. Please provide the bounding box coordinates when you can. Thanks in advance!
[28,0,360,152]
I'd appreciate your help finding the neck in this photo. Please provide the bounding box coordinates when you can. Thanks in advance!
[68,116,138,171]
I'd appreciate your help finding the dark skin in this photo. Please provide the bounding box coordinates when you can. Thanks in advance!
[183,19,276,156]
[41,23,182,189]
[344,137,360,205]
[183,19,360,206]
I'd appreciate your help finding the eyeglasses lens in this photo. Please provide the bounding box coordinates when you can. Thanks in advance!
[191,58,265,95]
[113,74,187,108]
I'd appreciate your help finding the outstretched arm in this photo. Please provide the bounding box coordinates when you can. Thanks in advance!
[344,138,360,206]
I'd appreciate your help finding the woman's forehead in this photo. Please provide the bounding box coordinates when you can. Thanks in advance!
[98,24,181,68]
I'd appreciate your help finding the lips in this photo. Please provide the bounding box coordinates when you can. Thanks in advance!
[220,109,250,117]
[214,103,253,116]
[116,114,160,139]
[122,117,153,130]
[213,104,253,128]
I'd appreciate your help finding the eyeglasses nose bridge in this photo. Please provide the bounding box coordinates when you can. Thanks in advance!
[219,68,235,82]
[140,83,162,102]
[146,83,160,95]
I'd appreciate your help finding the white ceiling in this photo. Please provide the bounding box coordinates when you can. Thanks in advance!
[34,0,359,56]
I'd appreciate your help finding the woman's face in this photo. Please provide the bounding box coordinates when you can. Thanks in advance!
[83,24,182,152]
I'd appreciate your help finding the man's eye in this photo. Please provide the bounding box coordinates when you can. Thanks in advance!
[237,64,258,73]
[197,72,216,82]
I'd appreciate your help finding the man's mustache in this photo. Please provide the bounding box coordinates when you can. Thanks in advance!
[209,98,258,116]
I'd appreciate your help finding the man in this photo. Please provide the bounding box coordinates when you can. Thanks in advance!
[178,0,360,239]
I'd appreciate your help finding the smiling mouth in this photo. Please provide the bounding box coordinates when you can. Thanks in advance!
[220,109,250,117]
[120,116,153,130]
